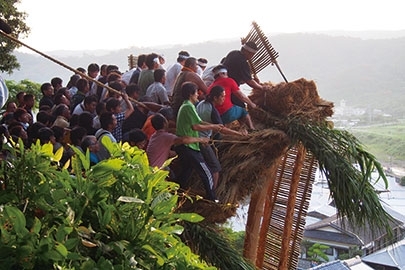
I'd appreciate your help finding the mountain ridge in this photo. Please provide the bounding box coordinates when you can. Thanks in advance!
[3,32,405,118]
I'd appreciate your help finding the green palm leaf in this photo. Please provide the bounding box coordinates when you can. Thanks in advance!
[182,222,255,270]
[285,117,393,234]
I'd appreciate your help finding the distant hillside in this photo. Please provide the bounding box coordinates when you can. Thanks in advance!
[2,32,405,118]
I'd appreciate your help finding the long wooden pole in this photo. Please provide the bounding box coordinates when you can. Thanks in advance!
[255,156,285,268]
[278,144,306,269]
[243,180,266,261]
[0,30,149,110]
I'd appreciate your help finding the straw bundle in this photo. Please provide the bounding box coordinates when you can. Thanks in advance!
[178,78,331,224]
[216,129,290,203]
[249,78,333,121]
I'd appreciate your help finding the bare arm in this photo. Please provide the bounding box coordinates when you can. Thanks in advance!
[190,73,208,94]
[173,136,209,145]
[141,102,165,112]
[192,123,224,132]
[123,93,134,119]
[245,78,270,91]
[217,126,248,136]
[234,89,256,108]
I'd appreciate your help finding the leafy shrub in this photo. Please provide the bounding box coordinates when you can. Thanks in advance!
[0,138,214,269]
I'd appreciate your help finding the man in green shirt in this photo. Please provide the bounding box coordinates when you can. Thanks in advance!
[175,82,224,202]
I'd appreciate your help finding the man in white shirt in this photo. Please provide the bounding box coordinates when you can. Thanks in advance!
[164,50,190,96]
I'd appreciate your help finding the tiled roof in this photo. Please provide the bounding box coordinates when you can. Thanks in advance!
[305,205,405,246]
[304,230,363,245]
[310,260,350,270]
[362,238,405,268]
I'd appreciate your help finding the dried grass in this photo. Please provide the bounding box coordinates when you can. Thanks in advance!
[177,78,334,224]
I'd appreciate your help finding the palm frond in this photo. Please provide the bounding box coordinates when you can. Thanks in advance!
[285,117,393,235]
[182,222,255,270]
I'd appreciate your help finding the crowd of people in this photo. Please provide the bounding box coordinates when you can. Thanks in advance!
[0,41,270,202]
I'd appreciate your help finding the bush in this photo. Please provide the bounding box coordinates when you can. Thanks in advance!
[0,138,214,269]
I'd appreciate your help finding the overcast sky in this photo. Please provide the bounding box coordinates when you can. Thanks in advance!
[16,0,405,51]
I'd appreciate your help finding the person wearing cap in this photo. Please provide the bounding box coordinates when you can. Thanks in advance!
[158,54,166,70]
[164,50,190,96]
[196,57,208,77]
[222,41,270,107]
[207,64,256,130]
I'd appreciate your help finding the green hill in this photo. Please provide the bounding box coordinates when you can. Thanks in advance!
[350,123,405,168]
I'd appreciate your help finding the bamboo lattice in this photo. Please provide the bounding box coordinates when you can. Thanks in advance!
[242,21,288,82]
[259,146,317,269]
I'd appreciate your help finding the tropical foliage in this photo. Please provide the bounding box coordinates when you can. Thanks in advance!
[4,79,41,104]
[182,223,254,270]
[0,0,30,73]
[0,138,220,269]
[285,117,394,234]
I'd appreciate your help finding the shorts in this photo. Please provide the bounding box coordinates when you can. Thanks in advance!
[200,143,221,173]
[221,105,248,124]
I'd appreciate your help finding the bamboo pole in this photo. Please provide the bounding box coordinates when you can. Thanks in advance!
[278,144,306,269]
[243,177,266,262]
[243,155,285,264]
[289,154,316,265]
[255,156,285,268]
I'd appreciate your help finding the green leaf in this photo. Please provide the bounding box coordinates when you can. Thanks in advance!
[160,224,184,235]
[53,145,64,162]
[4,205,27,235]
[96,257,115,269]
[89,159,125,180]
[96,175,118,188]
[81,260,97,269]
[65,238,80,250]
[101,135,117,155]
[142,244,165,266]
[55,242,68,257]
[71,145,90,170]
[44,249,65,261]
[159,156,178,171]
[31,217,41,234]
[40,142,54,157]
[51,189,67,201]
[174,213,204,223]
[100,206,113,227]
[117,196,144,203]
[152,194,176,216]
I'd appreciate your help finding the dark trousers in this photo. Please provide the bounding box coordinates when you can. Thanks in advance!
[174,145,217,201]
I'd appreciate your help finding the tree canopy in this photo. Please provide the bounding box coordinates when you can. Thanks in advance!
[0,0,30,74]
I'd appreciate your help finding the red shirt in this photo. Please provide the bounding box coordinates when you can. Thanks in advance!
[207,77,240,115]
